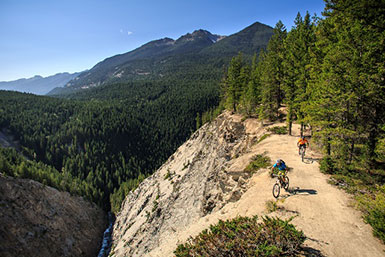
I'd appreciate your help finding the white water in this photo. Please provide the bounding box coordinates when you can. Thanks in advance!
[98,213,114,257]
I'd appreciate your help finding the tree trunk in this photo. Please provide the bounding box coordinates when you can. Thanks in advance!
[349,140,355,164]
[288,121,292,136]
[368,125,378,163]
[300,123,304,137]
[327,136,331,156]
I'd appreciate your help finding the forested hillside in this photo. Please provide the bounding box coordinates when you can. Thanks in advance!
[221,0,385,242]
[0,76,219,210]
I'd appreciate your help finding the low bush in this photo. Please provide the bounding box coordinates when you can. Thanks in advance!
[174,215,305,257]
[267,126,287,135]
[244,154,271,173]
[319,156,335,174]
[356,186,385,243]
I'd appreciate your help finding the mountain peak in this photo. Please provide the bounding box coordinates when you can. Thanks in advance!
[176,29,224,44]
[145,37,175,47]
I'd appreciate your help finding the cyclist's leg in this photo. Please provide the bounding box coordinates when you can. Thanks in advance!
[299,144,305,154]
[278,170,284,183]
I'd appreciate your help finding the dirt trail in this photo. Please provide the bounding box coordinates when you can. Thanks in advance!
[164,123,385,257]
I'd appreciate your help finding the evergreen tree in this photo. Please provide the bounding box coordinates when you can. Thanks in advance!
[260,21,287,120]
[243,54,262,115]
[222,52,247,112]
[283,12,316,135]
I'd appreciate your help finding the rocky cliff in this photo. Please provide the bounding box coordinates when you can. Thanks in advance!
[0,174,107,257]
[110,112,266,256]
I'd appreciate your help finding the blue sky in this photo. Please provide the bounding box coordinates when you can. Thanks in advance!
[0,0,326,81]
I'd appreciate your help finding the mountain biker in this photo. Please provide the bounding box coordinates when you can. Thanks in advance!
[297,136,309,155]
[272,159,287,176]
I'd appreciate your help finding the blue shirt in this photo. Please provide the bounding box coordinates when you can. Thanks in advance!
[273,162,286,170]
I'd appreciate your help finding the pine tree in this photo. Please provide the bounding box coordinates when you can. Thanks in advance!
[283,12,316,136]
[243,54,262,116]
[222,52,247,112]
[260,21,287,120]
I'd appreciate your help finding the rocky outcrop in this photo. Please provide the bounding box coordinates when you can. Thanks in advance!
[0,174,107,257]
[110,112,266,257]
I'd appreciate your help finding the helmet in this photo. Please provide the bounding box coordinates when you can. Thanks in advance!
[276,159,282,164]
[301,136,305,139]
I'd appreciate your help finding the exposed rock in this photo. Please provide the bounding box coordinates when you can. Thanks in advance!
[0,174,107,257]
[110,112,266,257]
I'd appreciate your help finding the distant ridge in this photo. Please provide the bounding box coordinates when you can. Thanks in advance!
[0,72,81,95]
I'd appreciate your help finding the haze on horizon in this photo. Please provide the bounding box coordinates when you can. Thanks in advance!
[0,0,325,82]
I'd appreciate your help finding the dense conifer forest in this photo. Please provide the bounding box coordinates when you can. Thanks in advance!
[0,76,219,211]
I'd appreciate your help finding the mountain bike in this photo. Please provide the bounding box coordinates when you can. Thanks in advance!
[272,173,289,198]
[299,145,306,162]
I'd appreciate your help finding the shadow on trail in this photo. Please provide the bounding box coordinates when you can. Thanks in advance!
[301,246,325,257]
[300,237,329,257]
[286,187,318,196]
[302,156,322,164]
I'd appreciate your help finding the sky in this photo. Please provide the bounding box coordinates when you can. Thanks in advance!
[0,0,326,82]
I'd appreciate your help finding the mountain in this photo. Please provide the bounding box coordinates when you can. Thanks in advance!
[0,72,81,95]
[0,174,106,257]
[48,22,273,95]
[202,21,274,56]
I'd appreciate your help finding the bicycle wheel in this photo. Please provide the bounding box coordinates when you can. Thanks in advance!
[272,183,280,198]
[283,176,289,191]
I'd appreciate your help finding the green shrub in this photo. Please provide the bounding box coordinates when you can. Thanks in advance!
[265,200,279,213]
[267,126,287,135]
[320,156,335,174]
[164,169,173,180]
[357,186,385,243]
[258,134,271,143]
[244,154,271,173]
[174,215,305,257]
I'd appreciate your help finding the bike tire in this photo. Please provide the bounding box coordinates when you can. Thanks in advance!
[301,148,305,162]
[273,183,280,198]
[283,176,290,191]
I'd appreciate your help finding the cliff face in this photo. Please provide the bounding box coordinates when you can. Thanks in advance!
[111,112,266,257]
[0,174,107,257]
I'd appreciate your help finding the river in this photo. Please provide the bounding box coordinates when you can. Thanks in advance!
[97,212,115,257]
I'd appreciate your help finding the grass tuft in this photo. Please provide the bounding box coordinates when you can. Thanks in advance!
[267,126,287,135]
[244,154,271,173]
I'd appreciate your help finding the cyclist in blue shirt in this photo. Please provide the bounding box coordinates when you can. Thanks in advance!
[272,159,287,175]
